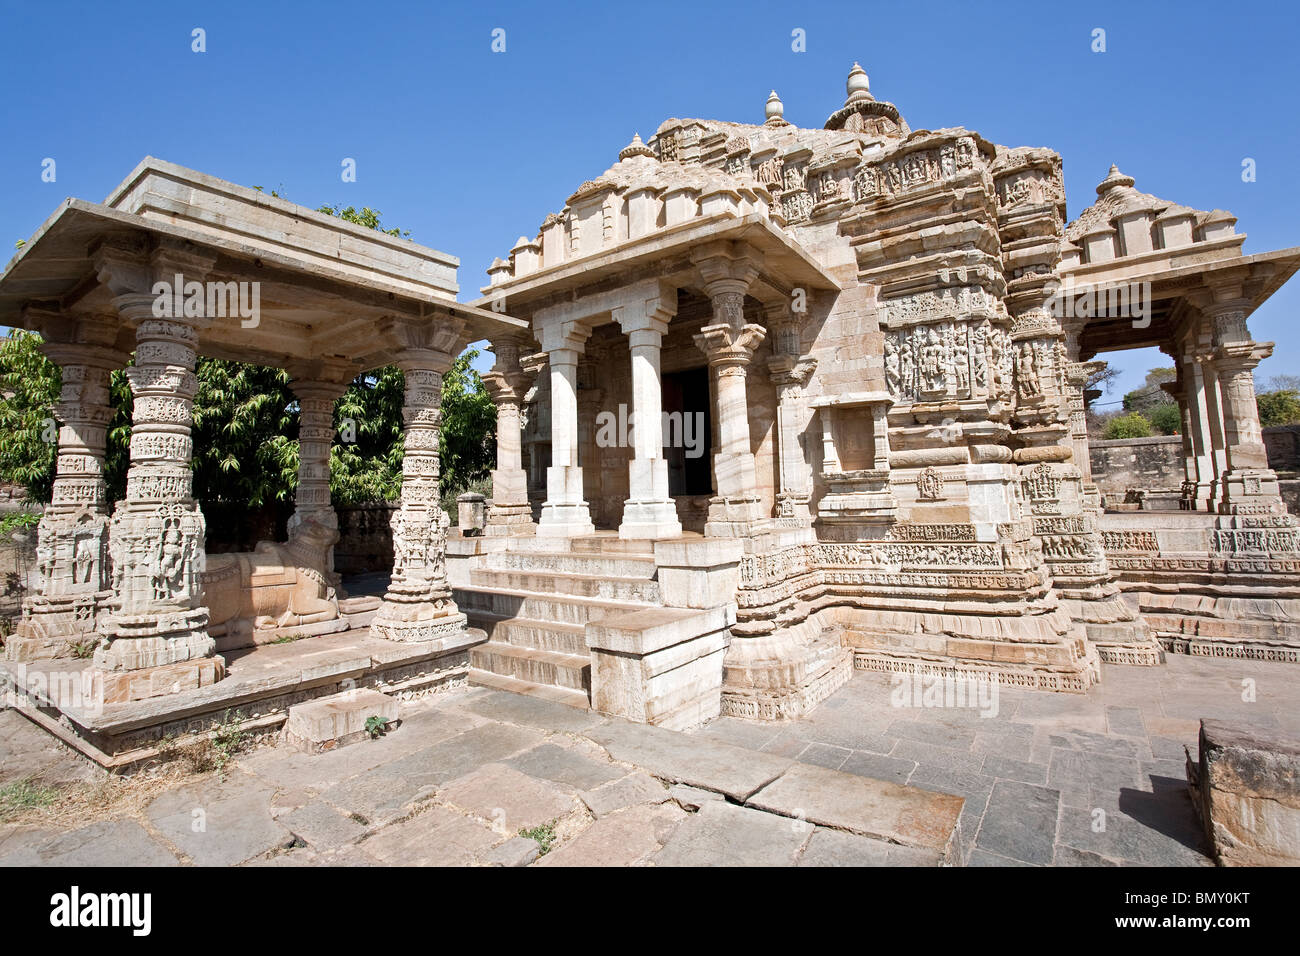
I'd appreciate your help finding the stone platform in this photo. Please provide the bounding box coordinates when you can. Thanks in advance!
[0,625,482,769]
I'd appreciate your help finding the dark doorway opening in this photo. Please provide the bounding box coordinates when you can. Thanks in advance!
[662,367,712,497]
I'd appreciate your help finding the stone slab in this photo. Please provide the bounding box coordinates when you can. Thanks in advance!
[146,775,292,866]
[438,763,581,832]
[796,826,944,866]
[580,771,670,818]
[538,802,686,867]
[583,720,792,800]
[746,761,964,858]
[358,807,500,866]
[279,800,369,850]
[651,800,809,867]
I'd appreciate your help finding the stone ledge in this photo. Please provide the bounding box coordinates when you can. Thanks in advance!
[284,688,399,754]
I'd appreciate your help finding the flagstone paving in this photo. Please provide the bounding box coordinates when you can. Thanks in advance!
[0,653,1293,866]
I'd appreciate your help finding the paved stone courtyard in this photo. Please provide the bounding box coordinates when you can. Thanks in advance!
[0,654,1292,867]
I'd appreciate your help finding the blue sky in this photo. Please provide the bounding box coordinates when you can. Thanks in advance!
[2,0,1297,395]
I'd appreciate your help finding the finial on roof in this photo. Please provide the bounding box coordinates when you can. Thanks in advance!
[619,133,655,162]
[764,90,786,125]
[846,62,872,102]
[1097,164,1136,195]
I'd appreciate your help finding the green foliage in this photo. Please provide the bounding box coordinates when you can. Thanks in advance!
[1147,403,1182,436]
[1258,389,1300,427]
[0,512,40,538]
[365,715,390,739]
[439,349,497,495]
[0,330,60,502]
[191,360,297,505]
[1103,411,1154,440]
[69,638,99,659]
[332,365,406,506]
[519,820,558,855]
[0,777,60,821]
[317,204,410,238]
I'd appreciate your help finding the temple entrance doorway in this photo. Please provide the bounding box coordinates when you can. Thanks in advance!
[662,366,712,499]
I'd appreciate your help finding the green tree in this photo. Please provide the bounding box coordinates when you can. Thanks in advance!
[1122,367,1177,412]
[1147,403,1181,436]
[1258,389,1300,428]
[1103,411,1153,440]
[0,330,60,502]
[439,348,496,494]
[191,360,297,505]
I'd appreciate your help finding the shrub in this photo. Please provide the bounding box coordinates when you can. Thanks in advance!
[1103,412,1153,440]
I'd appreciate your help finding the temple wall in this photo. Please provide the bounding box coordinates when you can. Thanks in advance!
[1089,427,1300,503]
[1088,436,1183,498]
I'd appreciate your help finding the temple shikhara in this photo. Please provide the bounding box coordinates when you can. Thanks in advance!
[2,64,1298,760]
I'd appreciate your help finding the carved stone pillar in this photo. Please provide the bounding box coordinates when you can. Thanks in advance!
[1208,303,1284,514]
[372,340,467,642]
[1183,350,1220,510]
[482,336,536,536]
[287,361,354,586]
[535,317,595,537]
[692,247,766,538]
[613,286,682,540]
[92,247,224,701]
[768,354,817,527]
[7,315,127,661]
[1063,358,1104,512]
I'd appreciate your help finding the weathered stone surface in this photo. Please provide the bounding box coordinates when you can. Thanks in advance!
[1189,719,1300,866]
[358,807,500,866]
[284,688,399,754]
[538,802,686,866]
[504,742,624,792]
[973,780,1060,866]
[279,800,369,850]
[584,720,791,800]
[652,800,809,867]
[797,826,943,867]
[438,763,580,832]
[580,772,670,817]
[481,835,541,867]
[147,776,292,866]
[746,761,964,859]
[0,819,178,867]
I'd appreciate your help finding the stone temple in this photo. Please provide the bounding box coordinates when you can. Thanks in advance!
[2,65,1298,758]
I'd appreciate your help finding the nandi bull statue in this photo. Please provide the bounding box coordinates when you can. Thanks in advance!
[201,518,344,648]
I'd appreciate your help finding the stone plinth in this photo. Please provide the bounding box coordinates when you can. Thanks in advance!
[1188,719,1300,866]
[284,688,400,754]
[585,605,731,731]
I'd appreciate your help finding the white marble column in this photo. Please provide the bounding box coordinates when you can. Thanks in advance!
[614,290,682,539]
[536,319,595,537]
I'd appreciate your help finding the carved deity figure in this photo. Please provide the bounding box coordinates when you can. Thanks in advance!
[1017,342,1042,397]
[920,328,946,392]
[152,524,186,602]
[884,336,901,396]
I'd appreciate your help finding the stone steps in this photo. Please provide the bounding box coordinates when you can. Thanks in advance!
[466,610,588,655]
[453,585,646,625]
[506,534,656,556]
[469,639,590,693]
[468,567,662,603]
[460,539,668,710]
[466,667,591,709]
[491,549,658,579]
